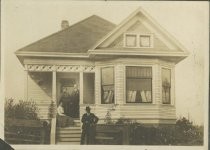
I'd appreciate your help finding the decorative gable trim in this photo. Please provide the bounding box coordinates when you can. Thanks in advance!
[90,7,189,54]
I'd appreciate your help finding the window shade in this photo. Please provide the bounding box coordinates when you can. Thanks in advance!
[126,66,152,78]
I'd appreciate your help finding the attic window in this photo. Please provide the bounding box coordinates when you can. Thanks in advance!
[140,35,150,47]
[125,34,137,47]
[124,33,153,48]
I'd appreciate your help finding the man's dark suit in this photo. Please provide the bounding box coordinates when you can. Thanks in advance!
[81,113,99,144]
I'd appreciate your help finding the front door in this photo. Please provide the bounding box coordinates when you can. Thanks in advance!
[57,73,80,119]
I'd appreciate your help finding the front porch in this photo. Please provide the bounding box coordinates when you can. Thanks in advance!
[25,64,96,119]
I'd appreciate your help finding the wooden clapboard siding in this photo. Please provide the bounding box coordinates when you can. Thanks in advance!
[80,103,175,124]
[27,72,52,119]
[171,67,175,106]
[153,64,161,104]
[115,65,125,105]
[95,66,101,105]
[119,104,160,119]
[159,105,176,119]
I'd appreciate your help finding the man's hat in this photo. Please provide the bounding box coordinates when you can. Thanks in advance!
[86,106,91,111]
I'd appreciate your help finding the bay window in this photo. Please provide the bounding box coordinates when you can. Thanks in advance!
[126,66,152,103]
[162,68,171,104]
[101,67,114,104]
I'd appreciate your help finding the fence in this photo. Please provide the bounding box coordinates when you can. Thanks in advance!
[5,118,50,144]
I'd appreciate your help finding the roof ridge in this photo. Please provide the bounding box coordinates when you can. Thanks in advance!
[89,15,116,26]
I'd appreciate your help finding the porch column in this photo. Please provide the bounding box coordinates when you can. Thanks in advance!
[52,71,57,104]
[24,65,28,100]
[80,72,84,104]
[50,70,57,145]
[95,66,101,105]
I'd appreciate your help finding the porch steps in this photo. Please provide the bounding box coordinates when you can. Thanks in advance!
[74,120,80,126]
[56,120,81,145]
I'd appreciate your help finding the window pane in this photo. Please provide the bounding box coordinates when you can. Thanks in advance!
[101,67,114,104]
[101,67,114,85]
[101,86,114,104]
[162,68,171,104]
[126,79,152,103]
[126,35,137,47]
[126,66,152,103]
[83,73,95,104]
[140,35,150,47]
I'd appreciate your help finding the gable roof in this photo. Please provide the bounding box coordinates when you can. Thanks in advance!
[90,7,189,54]
[16,15,116,54]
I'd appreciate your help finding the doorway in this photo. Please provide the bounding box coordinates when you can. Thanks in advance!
[57,72,80,118]
[83,73,95,104]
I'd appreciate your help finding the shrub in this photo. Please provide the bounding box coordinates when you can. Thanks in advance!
[129,117,203,145]
[5,98,39,120]
[104,110,114,124]
[174,117,203,145]
[4,98,51,144]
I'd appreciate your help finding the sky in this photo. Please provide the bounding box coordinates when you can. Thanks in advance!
[2,0,209,125]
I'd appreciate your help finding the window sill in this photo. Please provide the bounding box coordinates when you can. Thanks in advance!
[161,103,175,107]
[99,103,117,106]
[122,103,155,106]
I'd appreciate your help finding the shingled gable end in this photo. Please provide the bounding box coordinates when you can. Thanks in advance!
[15,7,189,144]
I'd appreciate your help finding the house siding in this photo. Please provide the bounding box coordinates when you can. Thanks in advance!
[27,72,52,119]
[159,105,176,119]
[115,64,125,105]
[153,64,161,104]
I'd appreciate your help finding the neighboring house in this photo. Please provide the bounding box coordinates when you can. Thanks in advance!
[15,8,189,128]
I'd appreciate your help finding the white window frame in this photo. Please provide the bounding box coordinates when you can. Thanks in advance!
[100,66,115,105]
[124,33,154,48]
[124,65,153,104]
[161,67,172,105]
[124,33,138,48]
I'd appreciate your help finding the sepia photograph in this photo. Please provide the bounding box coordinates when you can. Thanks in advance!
[1,1,209,150]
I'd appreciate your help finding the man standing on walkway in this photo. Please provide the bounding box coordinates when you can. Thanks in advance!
[81,106,99,145]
